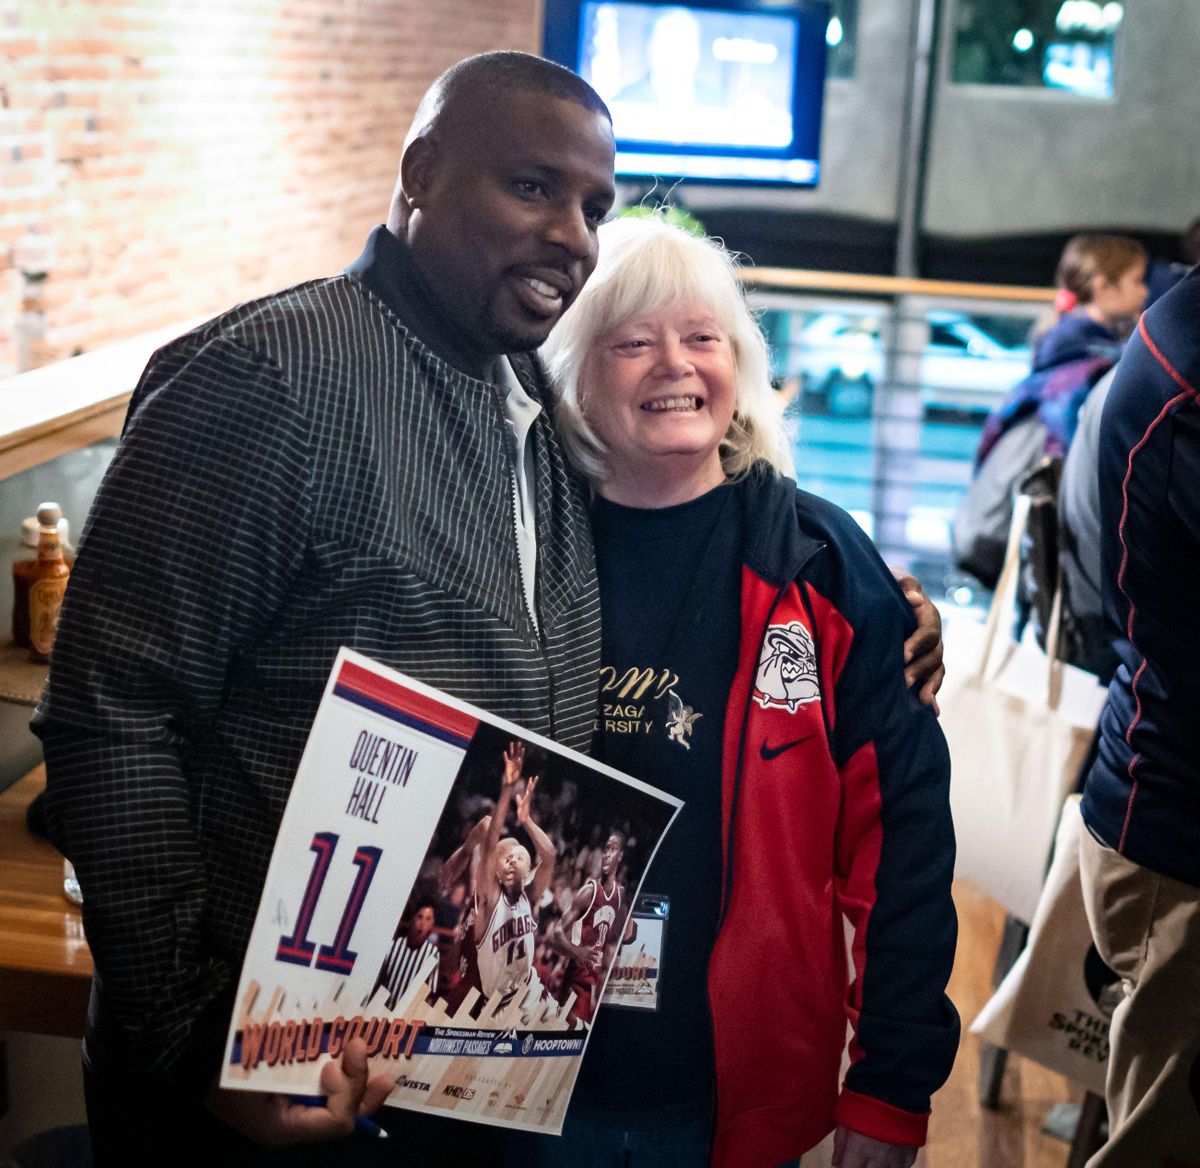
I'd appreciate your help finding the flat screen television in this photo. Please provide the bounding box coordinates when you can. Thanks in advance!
[543,0,830,188]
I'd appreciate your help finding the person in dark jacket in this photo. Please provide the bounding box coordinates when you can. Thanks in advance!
[1078,266,1200,1167]
[534,215,959,1168]
[974,233,1147,469]
[34,51,618,1168]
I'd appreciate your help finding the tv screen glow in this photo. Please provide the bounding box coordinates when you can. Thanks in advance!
[544,1,829,187]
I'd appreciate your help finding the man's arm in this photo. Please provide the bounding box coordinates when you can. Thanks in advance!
[514,774,556,911]
[34,335,313,1084]
[442,813,491,895]
[599,891,635,979]
[473,741,523,936]
[548,882,598,969]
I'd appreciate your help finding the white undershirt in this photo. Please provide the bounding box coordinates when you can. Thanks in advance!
[498,357,541,632]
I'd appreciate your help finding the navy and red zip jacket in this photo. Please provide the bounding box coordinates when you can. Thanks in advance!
[708,469,959,1166]
[1082,266,1200,888]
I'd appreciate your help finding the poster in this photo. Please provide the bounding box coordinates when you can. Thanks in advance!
[220,648,681,1134]
[599,893,668,1013]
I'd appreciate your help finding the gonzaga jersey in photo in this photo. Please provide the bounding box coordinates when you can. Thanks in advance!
[476,890,536,998]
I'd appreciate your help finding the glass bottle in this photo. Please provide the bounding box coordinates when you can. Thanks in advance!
[28,502,71,664]
[12,504,72,648]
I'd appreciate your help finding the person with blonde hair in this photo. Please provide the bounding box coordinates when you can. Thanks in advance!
[526,214,959,1168]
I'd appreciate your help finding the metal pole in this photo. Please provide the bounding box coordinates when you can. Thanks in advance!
[895,0,940,279]
[872,0,941,561]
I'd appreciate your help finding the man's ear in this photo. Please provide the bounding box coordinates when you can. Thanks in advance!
[400,134,438,211]
[388,135,438,235]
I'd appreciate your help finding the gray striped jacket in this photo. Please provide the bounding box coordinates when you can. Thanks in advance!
[35,271,601,1077]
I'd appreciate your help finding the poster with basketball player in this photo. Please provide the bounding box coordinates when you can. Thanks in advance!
[219,647,681,1134]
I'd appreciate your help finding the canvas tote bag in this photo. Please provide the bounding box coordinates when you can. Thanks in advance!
[970,796,1112,1096]
[940,494,1108,923]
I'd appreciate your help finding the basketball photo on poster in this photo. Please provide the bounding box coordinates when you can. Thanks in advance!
[220,648,680,1135]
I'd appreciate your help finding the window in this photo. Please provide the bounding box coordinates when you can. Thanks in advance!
[951,0,1123,98]
[756,293,1041,605]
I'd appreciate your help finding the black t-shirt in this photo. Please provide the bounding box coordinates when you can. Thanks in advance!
[573,482,744,1116]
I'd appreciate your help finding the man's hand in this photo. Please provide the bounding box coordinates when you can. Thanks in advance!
[833,1125,918,1168]
[891,567,945,715]
[206,1037,394,1147]
[515,775,539,826]
[502,740,525,789]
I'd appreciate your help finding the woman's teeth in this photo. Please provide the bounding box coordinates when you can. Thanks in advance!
[643,396,700,412]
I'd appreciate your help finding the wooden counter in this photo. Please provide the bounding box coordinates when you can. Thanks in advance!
[0,765,92,1038]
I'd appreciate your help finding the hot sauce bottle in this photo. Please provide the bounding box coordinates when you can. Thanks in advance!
[13,503,73,648]
[28,503,71,664]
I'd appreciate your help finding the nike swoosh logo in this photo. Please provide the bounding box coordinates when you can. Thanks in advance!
[759,735,815,761]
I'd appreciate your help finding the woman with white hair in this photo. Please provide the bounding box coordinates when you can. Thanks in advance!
[529,215,959,1168]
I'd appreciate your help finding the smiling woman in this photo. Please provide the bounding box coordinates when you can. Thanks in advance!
[576,302,738,505]
[543,214,791,503]
[533,214,960,1168]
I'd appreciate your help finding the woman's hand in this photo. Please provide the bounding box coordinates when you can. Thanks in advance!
[833,1125,918,1168]
[891,567,945,715]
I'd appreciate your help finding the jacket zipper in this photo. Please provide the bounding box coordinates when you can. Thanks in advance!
[498,387,557,741]
[716,545,825,932]
[706,543,825,1161]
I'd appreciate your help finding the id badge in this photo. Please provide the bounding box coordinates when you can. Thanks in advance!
[600,893,669,1012]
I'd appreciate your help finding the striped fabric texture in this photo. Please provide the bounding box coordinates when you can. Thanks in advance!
[34,271,602,1076]
[377,935,441,1012]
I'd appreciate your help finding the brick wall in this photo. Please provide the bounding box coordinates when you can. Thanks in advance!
[0,0,540,377]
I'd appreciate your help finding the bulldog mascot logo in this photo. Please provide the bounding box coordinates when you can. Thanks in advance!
[753,621,820,712]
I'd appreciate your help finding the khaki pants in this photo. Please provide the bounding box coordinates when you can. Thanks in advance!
[1079,826,1200,1168]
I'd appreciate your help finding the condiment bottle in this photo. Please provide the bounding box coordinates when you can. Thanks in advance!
[13,504,73,647]
[28,502,71,664]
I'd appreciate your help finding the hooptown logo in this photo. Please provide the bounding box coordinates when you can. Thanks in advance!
[753,621,820,712]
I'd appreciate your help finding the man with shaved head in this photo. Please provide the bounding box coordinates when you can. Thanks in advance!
[35,51,615,1166]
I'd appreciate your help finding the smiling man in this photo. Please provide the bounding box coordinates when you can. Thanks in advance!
[35,51,615,1168]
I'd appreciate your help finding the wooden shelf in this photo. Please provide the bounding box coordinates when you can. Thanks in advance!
[0,395,128,483]
[0,766,92,1038]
